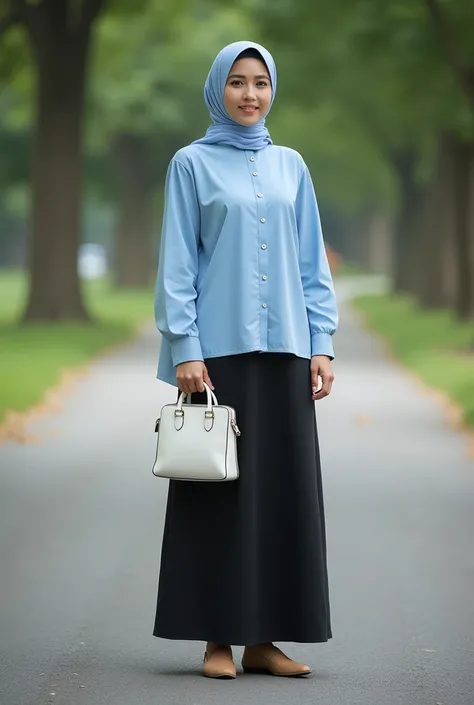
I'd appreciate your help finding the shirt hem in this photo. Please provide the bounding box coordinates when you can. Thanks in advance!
[201,345,311,360]
[156,345,313,385]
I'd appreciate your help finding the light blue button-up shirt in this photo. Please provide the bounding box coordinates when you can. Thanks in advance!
[155,143,338,386]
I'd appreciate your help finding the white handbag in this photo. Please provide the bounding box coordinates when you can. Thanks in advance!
[152,383,241,481]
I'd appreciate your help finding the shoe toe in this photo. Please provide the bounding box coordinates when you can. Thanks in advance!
[203,652,236,679]
[242,647,311,677]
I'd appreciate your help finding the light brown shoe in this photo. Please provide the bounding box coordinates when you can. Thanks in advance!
[242,643,311,677]
[202,645,236,679]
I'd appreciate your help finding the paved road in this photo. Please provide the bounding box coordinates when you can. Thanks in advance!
[1,277,473,705]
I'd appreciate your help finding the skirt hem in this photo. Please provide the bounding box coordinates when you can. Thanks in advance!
[152,631,333,645]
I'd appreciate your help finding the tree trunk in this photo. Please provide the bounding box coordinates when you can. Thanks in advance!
[344,208,373,269]
[366,211,393,276]
[357,208,375,271]
[417,133,455,309]
[391,148,424,296]
[424,0,474,113]
[112,134,155,288]
[451,136,474,320]
[21,1,103,321]
[423,1,474,318]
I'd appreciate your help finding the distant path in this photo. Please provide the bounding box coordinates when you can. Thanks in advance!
[0,275,473,705]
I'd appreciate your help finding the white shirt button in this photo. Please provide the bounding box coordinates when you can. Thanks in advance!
[262,303,267,309]
[252,171,258,177]
[260,217,266,223]
[262,275,268,281]
[249,156,255,162]
[257,193,263,198]
[261,243,267,249]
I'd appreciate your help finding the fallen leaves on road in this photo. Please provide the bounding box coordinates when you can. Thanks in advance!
[354,413,374,426]
[0,368,88,445]
[408,372,474,461]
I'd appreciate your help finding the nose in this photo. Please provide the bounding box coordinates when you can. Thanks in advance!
[243,86,257,101]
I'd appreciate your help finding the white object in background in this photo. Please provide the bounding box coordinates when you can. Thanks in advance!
[78,243,108,280]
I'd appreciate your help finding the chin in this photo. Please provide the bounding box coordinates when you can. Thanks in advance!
[236,115,260,126]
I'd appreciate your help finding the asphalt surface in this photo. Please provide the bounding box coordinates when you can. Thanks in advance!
[1,276,473,705]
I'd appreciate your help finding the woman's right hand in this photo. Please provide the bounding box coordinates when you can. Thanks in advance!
[176,361,214,395]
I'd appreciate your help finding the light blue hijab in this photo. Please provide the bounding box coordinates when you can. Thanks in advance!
[193,41,277,151]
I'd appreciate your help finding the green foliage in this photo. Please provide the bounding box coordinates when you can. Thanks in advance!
[0,86,31,240]
[354,292,474,426]
[0,24,32,181]
[270,104,395,214]
[0,22,34,232]
[258,0,474,215]
[2,0,474,244]
[89,2,254,142]
[85,0,254,205]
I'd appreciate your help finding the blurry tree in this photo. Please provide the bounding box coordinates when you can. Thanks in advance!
[88,2,253,286]
[2,0,473,321]
[256,0,427,284]
[0,0,254,312]
[425,0,474,111]
[338,0,459,306]
[0,106,30,266]
[423,0,474,318]
[89,1,189,288]
[347,0,474,318]
[0,24,32,266]
[0,0,112,320]
[259,0,474,318]
[270,101,394,271]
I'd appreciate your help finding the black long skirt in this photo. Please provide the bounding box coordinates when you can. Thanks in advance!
[153,352,332,645]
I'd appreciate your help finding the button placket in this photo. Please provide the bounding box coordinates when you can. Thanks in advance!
[248,152,269,347]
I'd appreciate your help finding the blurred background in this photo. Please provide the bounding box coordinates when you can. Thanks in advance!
[0,0,473,430]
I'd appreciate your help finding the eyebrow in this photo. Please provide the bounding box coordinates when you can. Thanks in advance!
[227,73,270,81]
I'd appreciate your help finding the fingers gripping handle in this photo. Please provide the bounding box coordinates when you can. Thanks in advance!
[177,382,218,412]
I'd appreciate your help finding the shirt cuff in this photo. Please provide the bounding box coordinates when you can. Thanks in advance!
[170,336,204,367]
[311,332,334,360]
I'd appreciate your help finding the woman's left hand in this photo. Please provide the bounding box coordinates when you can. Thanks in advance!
[311,355,334,400]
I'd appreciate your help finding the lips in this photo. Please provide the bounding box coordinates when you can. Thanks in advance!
[239,106,258,113]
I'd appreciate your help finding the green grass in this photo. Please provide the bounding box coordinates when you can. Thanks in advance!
[353,293,474,427]
[0,270,154,422]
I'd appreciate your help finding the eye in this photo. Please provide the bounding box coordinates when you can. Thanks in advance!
[230,79,243,86]
[257,81,269,88]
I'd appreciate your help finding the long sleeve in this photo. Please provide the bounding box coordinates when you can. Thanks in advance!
[154,158,204,367]
[295,164,338,359]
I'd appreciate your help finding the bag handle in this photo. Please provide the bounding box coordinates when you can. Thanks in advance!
[176,382,218,413]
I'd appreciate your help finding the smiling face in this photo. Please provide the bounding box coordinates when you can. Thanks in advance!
[223,56,272,126]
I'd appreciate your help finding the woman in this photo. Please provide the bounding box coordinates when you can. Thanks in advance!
[153,40,338,679]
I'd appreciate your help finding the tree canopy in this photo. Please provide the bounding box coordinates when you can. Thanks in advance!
[1,0,474,317]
